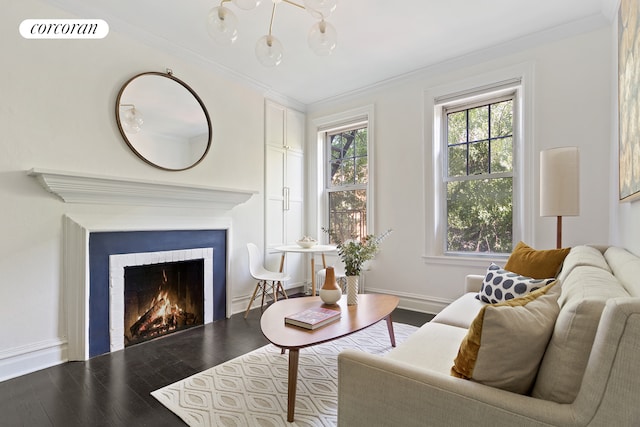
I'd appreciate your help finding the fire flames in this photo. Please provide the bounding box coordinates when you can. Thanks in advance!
[130,290,189,341]
[137,291,182,331]
[126,265,201,347]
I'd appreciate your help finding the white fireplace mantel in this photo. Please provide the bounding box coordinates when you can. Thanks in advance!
[28,168,257,210]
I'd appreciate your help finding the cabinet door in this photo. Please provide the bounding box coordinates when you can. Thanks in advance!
[284,144,304,286]
[265,101,285,148]
[286,108,305,152]
[265,144,285,254]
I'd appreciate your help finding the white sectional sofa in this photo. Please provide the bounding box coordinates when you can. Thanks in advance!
[338,245,640,426]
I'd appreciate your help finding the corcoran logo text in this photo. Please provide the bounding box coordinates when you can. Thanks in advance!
[20,19,109,39]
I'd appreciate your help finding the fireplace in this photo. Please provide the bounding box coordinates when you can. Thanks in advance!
[107,246,215,352]
[27,170,255,365]
[124,259,204,346]
[88,229,227,358]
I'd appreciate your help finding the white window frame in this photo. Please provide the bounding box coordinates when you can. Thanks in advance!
[442,90,517,255]
[312,105,375,242]
[424,65,534,266]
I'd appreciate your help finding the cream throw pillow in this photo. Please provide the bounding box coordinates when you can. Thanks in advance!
[451,281,560,394]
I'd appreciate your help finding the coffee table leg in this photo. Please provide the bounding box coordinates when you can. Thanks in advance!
[386,315,396,347]
[287,348,300,422]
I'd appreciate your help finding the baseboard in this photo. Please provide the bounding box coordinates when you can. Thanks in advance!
[230,285,307,316]
[0,338,68,382]
[364,287,454,315]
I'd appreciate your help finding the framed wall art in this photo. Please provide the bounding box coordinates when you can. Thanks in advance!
[618,0,640,201]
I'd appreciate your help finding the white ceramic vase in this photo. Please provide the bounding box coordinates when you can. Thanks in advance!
[346,275,358,305]
[319,266,342,305]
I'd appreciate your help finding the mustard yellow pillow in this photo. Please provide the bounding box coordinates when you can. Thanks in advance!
[451,281,560,394]
[504,241,570,279]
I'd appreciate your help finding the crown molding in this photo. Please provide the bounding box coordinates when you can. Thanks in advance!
[28,168,256,210]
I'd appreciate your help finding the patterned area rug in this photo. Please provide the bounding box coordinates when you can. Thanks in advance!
[151,321,418,427]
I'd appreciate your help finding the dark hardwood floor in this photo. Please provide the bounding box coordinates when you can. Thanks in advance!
[0,302,433,427]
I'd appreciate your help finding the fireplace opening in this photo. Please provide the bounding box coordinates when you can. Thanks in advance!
[124,259,204,347]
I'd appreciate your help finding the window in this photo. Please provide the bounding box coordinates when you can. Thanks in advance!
[314,106,374,245]
[442,92,516,254]
[325,124,369,243]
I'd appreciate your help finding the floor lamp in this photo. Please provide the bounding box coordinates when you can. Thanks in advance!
[540,147,580,249]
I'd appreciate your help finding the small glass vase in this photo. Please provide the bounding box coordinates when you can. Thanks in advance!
[346,275,358,305]
[319,266,342,305]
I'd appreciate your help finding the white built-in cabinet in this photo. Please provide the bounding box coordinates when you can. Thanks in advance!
[264,100,305,289]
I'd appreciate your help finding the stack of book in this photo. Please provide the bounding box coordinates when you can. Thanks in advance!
[284,307,341,330]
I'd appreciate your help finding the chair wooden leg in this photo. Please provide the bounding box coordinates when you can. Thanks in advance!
[260,280,267,309]
[273,281,278,303]
[244,281,262,319]
[277,281,288,299]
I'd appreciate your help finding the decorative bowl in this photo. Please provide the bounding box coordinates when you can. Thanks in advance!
[296,240,317,248]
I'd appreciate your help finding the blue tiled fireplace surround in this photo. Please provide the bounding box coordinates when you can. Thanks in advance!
[88,229,227,358]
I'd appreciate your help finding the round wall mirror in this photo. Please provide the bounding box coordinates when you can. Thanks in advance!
[115,71,212,171]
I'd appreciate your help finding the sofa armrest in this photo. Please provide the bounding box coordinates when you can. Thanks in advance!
[338,349,573,427]
[465,274,484,293]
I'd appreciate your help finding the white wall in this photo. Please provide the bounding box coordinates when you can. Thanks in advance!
[1,0,266,378]
[306,26,614,312]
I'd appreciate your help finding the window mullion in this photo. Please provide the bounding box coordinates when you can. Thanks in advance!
[488,103,492,174]
[465,111,470,176]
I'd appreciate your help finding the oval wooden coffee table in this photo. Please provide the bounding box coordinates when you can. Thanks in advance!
[260,294,400,422]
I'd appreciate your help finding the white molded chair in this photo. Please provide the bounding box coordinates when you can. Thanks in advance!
[244,243,289,319]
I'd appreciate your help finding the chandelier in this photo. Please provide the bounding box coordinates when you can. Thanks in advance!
[207,0,338,67]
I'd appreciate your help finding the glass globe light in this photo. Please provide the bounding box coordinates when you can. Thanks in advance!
[255,35,284,67]
[122,106,143,133]
[232,0,261,10]
[206,6,239,45]
[308,20,337,56]
[303,0,337,18]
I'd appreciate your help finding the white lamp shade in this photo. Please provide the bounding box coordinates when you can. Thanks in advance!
[540,147,580,217]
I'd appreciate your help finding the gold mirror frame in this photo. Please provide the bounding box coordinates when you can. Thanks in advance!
[115,71,212,171]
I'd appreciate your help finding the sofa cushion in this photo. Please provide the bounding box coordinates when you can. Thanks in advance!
[557,245,611,283]
[557,266,630,308]
[476,263,556,304]
[604,246,640,297]
[531,298,607,403]
[386,322,469,375]
[450,281,560,394]
[431,293,485,329]
[504,241,570,279]
[532,265,629,402]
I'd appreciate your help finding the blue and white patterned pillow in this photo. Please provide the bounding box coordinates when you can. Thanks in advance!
[476,263,556,304]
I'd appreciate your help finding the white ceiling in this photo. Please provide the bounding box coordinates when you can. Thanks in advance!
[49,0,617,106]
